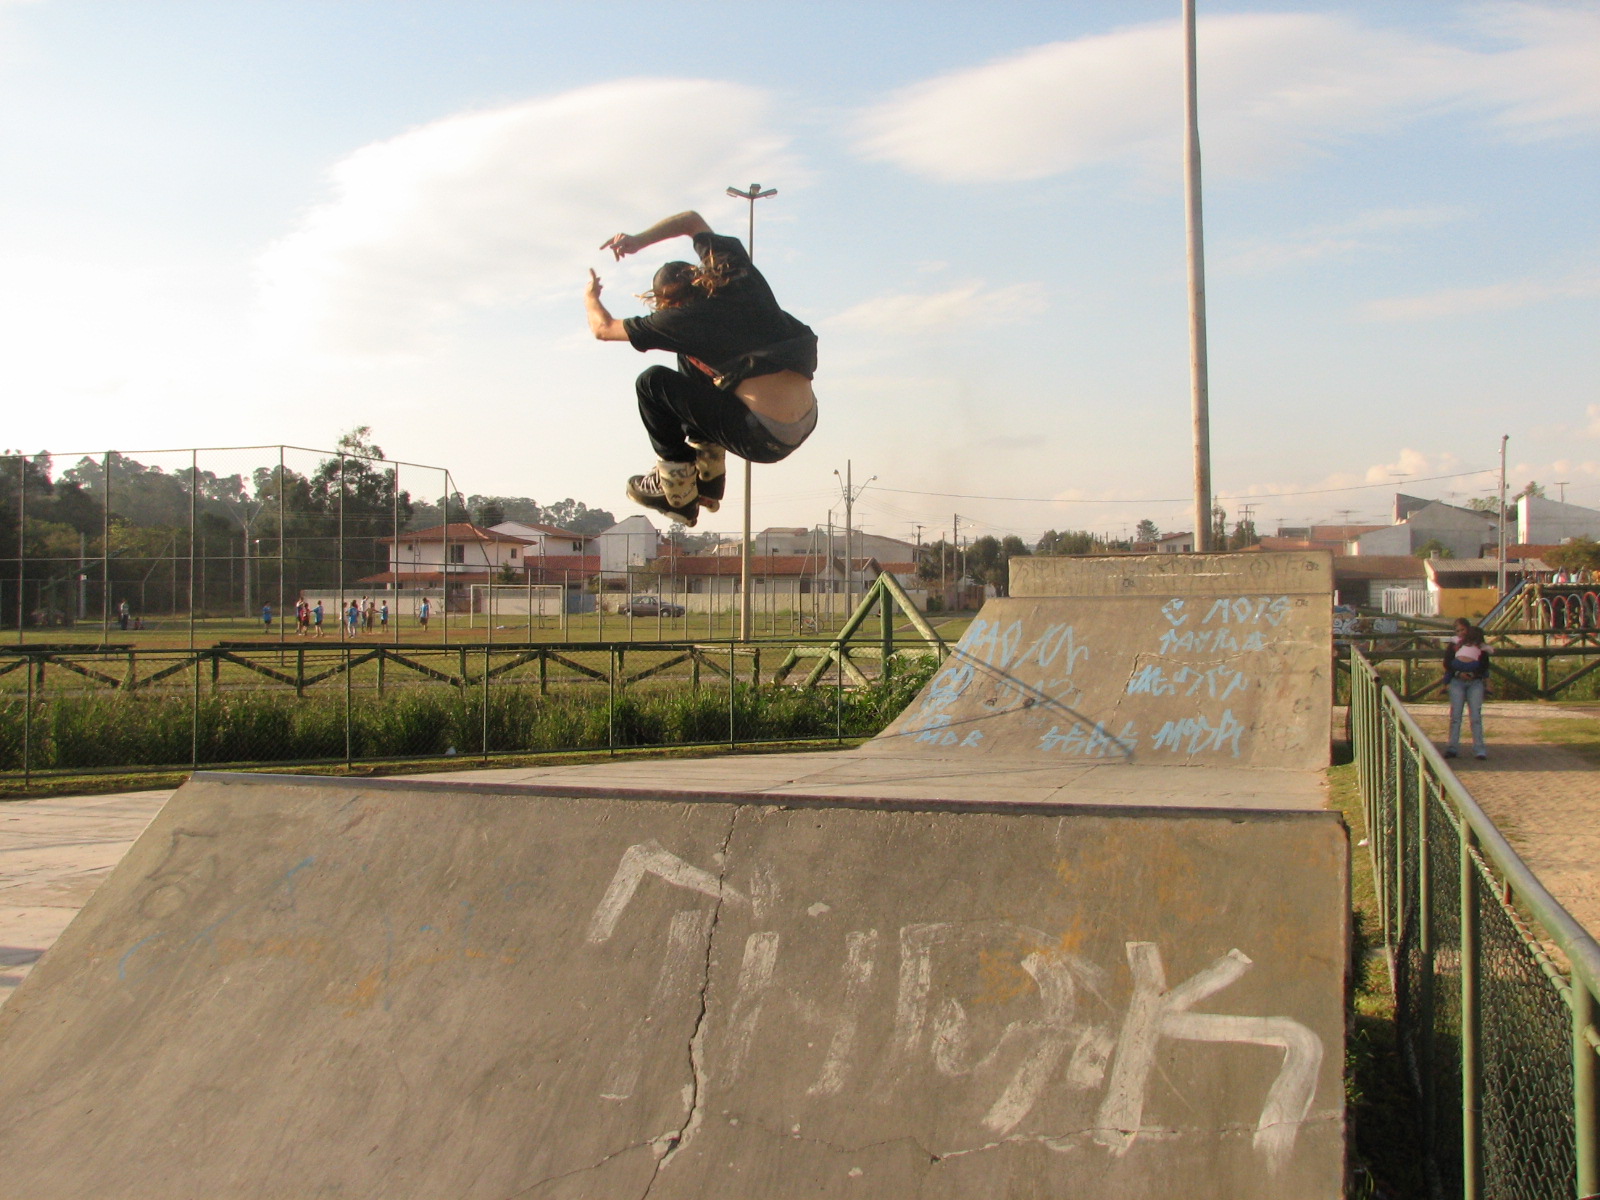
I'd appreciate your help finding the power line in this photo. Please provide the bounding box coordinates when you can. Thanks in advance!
[866,467,1497,506]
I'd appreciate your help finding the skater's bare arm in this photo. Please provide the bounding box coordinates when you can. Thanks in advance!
[599,211,712,260]
[584,269,629,341]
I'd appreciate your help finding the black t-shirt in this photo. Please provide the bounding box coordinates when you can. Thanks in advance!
[624,232,817,388]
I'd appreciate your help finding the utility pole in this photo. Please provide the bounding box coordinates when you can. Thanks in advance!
[1497,435,1509,596]
[726,182,777,641]
[952,513,960,607]
[1183,0,1213,552]
[833,462,874,605]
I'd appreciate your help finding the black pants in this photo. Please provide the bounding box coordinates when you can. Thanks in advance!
[636,365,797,465]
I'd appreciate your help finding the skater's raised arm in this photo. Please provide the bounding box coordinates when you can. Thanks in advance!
[584,269,629,341]
[599,211,712,261]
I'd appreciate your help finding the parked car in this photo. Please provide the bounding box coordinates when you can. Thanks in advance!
[619,595,685,617]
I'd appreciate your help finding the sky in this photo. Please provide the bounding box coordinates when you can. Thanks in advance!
[1,0,1597,547]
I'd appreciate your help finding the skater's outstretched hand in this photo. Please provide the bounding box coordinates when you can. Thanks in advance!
[584,269,628,341]
[599,232,644,260]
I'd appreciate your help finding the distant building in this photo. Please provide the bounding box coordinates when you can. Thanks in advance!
[1356,497,1496,560]
[374,522,532,586]
[1519,494,1600,546]
[595,516,660,573]
[491,521,591,556]
[1157,532,1194,553]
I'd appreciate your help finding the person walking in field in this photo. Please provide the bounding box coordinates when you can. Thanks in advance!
[585,209,818,526]
[419,596,431,631]
[313,600,324,637]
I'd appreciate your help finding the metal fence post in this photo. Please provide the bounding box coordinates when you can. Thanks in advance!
[344,645,352,769]
[191,648,201,770]
[728,643,735,748]
[481,645,490,760]
[1416,752,1435,1148]
[23,651,33,786]
[1461,826,1482,1200]
[1577,981,1600,1198]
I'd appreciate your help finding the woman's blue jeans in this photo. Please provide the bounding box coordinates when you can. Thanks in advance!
[1447,677,1486,755]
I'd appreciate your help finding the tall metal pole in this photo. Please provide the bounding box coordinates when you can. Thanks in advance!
[726,183,777,641]
[1183,0,1213,552]
[14,456,25,645]
[189,450,197,649]
[101,451,111,646]
[1497,435,1509,596]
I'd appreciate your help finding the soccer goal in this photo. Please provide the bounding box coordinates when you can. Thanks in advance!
[468,583,567,632]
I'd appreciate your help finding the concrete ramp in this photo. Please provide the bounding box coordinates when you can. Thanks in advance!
[0,772,1346,1199]
[871,551,1332,771]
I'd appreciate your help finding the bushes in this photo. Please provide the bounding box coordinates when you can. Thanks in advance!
[0,654,943,773]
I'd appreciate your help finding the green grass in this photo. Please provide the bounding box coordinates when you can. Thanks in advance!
[1531,715,1600,765]
[1326,763,1428,1199]
[0,655,942,777]
[5,609,974,651]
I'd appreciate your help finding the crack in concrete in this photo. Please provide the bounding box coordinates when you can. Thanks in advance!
[493,1139,656,1200]
[638,804,744,1196]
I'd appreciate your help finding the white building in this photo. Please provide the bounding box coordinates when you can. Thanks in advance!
[379,522,532,581]
[596,515,661,573]
[1356,497,1496,561]
[1519,494,1600,546]
[491,521,591,556]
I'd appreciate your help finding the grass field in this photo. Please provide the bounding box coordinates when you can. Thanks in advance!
[2,610,976,651]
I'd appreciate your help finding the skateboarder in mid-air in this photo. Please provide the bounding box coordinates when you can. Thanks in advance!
[586,210,818,526]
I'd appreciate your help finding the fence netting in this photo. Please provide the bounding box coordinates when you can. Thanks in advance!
[1355,651,1598,1199]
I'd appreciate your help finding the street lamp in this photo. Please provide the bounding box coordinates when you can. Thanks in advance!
[726,183,777,641]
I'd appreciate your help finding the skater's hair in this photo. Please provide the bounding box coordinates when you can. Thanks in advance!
[644,251,741,310]
[1462,625,1486,646]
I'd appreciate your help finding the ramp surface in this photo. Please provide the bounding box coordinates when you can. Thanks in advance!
[0,772,1346,1199]
[871,551,1332,771]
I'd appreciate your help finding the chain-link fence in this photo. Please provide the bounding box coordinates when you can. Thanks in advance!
[3,445,453,647]
[0,636,944,782]
[1351,649,1600,1199]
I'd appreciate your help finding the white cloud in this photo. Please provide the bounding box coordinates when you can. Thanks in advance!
[824,281,1046,333]
[256,79,797,358]
[853,6,1600,183]
[1586,404,1600,438]
[1362,268,1600,320]
[1217,206,1468,274]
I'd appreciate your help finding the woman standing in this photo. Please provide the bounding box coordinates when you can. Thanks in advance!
[1443,625,1491,760]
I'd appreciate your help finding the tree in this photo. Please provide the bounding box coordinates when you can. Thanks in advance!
[476,499,507,529]
[1134,518,1160,543]
[1210,505,1228,551]
[1228,514,1260,551]
[1035,529,1104,556]
[1515,481,1546,501]
[1415,538,1454,560]
[540,498,616,535]
[1546,537,1600,573]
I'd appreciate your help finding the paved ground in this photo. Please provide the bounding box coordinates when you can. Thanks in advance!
[1407,701,1600,941]
[0,789,172,999]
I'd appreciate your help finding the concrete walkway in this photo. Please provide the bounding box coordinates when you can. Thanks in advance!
[1407,701,1600,943]
[0,789,173,999]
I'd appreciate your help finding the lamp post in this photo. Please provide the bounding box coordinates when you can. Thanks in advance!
[726,183,777,641]
[1182,0,1213,551]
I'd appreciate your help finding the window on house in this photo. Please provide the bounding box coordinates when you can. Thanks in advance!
[509,548,518,560]
[449,545,465,564]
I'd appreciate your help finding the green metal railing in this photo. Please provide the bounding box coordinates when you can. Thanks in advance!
[1351,648,1600,1199]
[0,576,950,784]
